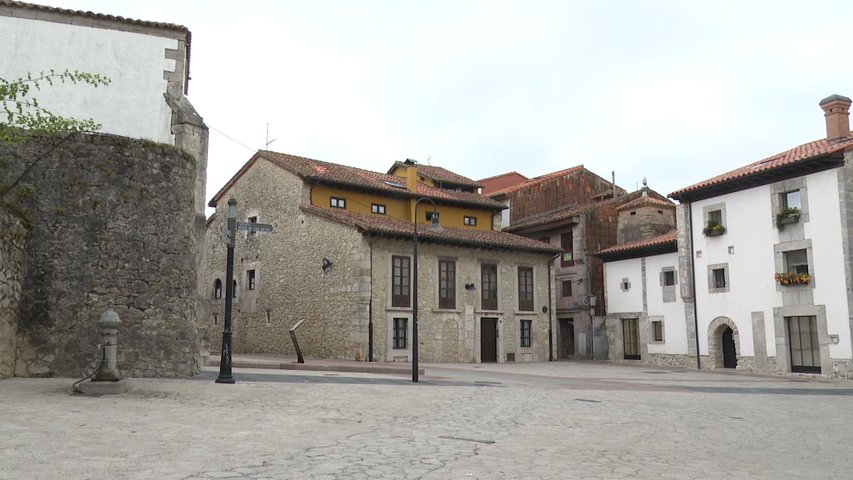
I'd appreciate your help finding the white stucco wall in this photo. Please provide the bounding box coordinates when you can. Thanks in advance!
[603,258,643,313]
[645,253,688,355]
[806,169,852,359]
[690,168,852,360]
[0,16,177,143]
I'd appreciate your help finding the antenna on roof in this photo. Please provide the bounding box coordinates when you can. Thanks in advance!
[426,155,433,166]
[265,122,277,150]
[642,176,648,188]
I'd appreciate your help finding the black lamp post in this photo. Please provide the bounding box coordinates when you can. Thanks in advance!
[216,198,237,384]
[412,197,441,383]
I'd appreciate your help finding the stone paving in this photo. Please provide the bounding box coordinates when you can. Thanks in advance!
[1,362,852,479]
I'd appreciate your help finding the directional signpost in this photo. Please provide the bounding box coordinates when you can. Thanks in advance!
[216,199,274,384]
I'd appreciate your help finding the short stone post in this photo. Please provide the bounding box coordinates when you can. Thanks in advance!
[92,308,121,382]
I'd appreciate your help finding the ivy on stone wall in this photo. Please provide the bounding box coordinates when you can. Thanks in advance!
[0,70,111,206]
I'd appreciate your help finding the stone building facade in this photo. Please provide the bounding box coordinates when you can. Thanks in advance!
[203,152,560,363]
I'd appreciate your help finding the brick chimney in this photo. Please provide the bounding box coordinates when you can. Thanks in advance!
[819,94,852,142]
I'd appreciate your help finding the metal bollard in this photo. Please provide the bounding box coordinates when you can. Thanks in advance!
[92,308,122,382]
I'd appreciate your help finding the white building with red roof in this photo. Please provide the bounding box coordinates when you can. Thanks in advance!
[601,94,853,377]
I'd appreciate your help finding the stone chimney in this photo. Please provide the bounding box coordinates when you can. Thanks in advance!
[819,94,852,142]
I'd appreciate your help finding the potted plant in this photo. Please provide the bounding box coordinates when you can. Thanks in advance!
[703,221,726,237]
[776,207,800,227]
[774,271,811,286]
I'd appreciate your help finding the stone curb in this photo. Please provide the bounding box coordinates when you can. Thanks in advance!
[207,358,424,376]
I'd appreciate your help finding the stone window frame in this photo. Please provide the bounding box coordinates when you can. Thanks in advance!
[519,319,533,348]
[247,269,257,291]
[649,316,665,344]
[707,263,730,293]
[773,239,815,290]
[660,266,677,303]
[480,262,499,311]
[703,202,727,235]
[392,317,409,349]
[769,177,809,227]
[516,265,535,312]
[436,257,458,310]
[245,209,260,239]
[213,278,222,300]
[773,304,831,375]
[388,253,412,309]
[620,277,631,292]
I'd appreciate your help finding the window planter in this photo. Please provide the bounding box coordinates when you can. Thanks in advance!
[775,272,811,286]
[703,222,726,237]
[776,208,800,227]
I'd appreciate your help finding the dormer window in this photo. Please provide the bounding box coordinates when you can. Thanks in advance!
[330,197,346,209]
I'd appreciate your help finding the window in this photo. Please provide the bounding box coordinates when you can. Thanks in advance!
[562,279,572,297]
[464,216,477,226]
[708,209,722,226]
[393,318,408,349]
[621,278,631,291]
[425,211,439,221]
[232,279,238,298]
[371,203,386,215]
[788,316,820,373]
[707,263,729,293]
[782,190,802,210]
[785,249,809,275]
[538,236,550,244]
[213,279,222,299]
[247,216,258,236]
[561,231,574,266]
[518,266,534,311]
[661,267,677,302]
[651,320,664,343]
[391,256,411,307]
[520,320,532,348]
[247,269,256,290]
[330,197,346,208]
[438,259,456,309]
[713,269,726,288]
[481,263,498,310]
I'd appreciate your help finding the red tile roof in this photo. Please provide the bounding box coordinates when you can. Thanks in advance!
[209,151,505,210]
[488,165,585,197]
[670,134,853,200]
[615,193,676,212]
[300,205,562,254]
[597,230,677,258]
[0,0,189,32]
[388,161,482,189]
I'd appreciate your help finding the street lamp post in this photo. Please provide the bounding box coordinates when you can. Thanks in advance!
[216,198,238,384]
[412,197,441,383]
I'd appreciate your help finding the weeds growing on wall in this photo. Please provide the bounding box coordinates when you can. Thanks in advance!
[0,70,110,207]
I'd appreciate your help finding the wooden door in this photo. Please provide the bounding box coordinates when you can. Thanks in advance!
[559,319,575,359]
[622,318,640,360]
[480,318,498,363]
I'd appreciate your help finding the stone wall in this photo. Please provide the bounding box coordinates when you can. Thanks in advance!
[0,210,26,378]
[1,133,201,377]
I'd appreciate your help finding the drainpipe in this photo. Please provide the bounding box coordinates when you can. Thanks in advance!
[368,240,374,362]
[547,251,560,361]
[688,202,701,369]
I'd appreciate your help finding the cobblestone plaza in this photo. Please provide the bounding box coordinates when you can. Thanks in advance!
[2,362,851,479]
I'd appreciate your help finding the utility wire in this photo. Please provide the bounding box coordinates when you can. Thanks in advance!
[208,124,256,153]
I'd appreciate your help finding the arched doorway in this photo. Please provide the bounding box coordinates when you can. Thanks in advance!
[707,317,740,369]
[722,326,737,368]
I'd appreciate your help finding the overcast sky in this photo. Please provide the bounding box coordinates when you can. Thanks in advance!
[53,0,853,205]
